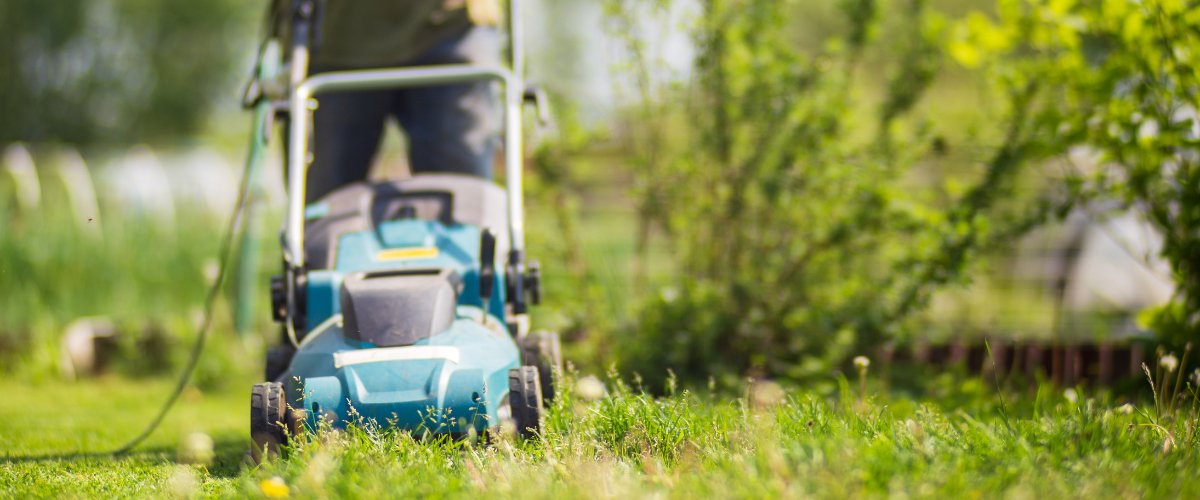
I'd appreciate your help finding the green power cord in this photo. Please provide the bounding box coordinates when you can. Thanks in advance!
[110,111,263,456]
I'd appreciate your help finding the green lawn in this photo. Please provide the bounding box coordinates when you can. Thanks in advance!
[0,378,248,498]
[2,372,1199,499]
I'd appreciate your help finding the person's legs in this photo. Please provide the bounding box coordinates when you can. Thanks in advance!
[305,89,392,203]
[393,26,502,178]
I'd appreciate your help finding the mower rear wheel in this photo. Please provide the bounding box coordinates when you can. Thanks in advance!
[520,331,561,403]
[508,366,543,439]
[251,382,289,462]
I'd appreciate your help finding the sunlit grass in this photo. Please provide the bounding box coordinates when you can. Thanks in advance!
[241,367,1200,499]
[5,368,1198,499]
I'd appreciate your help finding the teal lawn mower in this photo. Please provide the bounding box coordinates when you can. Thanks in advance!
[246,0,559,458]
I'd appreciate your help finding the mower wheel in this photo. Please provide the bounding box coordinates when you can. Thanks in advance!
[508,366,544,439]
[250,382,288,461]
[519,331,561,403]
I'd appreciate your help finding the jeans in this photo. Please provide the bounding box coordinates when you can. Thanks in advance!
[305,25,501,203]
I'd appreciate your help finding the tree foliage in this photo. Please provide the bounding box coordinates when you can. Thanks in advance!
[0,0,255,144]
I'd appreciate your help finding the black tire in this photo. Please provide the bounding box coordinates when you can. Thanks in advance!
[508,366,543,439]
[519,331,561,403]
[251,382,287,461]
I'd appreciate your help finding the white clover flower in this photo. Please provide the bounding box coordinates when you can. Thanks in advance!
[1161,354,1179,373]
[853,356,870,371]
[1064,388,1078,404]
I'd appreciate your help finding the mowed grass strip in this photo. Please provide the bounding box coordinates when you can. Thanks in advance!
[246,376,1191,499]
[0,378,247,498]
[2,374,1198,499]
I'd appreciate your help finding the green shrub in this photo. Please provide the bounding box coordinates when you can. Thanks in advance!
[592,0,1085,389]
[949,0,1200,348]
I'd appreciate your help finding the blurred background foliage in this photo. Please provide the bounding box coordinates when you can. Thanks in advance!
[0,0,255,144]
[0,144,252,386]
[0,0,1193,392]
[949,0,1200,351]
[585,0,1080,390]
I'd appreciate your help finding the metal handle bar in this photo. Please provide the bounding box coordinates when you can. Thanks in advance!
[285,64,525,268]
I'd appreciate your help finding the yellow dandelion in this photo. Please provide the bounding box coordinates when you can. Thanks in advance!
[260,476,289,498]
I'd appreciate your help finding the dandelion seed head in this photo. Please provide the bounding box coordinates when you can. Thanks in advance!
[750,379,784,409]
[165,465,198,498]
[202,259,220,285]
[176,431,214,465]
[1161,354,1179,373]
[576,376,606,401]
[853,356,870,370]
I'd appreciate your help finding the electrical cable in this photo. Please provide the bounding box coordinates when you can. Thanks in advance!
[110,131,258,456]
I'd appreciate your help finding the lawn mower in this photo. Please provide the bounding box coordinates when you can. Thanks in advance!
[246,0,560,458]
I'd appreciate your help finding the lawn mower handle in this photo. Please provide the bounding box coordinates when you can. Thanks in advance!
[284,65,526,269]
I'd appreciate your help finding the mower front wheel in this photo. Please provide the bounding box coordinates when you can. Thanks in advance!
[251,382,304,462]
[507,366,544,439]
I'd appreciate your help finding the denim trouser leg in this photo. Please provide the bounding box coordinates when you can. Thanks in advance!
[306,26,501,203]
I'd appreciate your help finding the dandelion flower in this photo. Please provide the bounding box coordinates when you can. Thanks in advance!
[853,356,870,371]
[260,476,289,499]
[1161,354,1179,373]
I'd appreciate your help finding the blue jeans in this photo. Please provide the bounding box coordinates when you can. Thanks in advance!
[305,26,500,203]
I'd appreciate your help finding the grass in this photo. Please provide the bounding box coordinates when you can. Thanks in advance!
[0,377,248,498]
[3,369,1200,499]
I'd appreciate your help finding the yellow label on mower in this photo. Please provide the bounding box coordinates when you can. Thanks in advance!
[377,247,439,261]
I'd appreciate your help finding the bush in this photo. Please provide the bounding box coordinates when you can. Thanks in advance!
[950,0,1200,348]
[603,0,1073,389]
